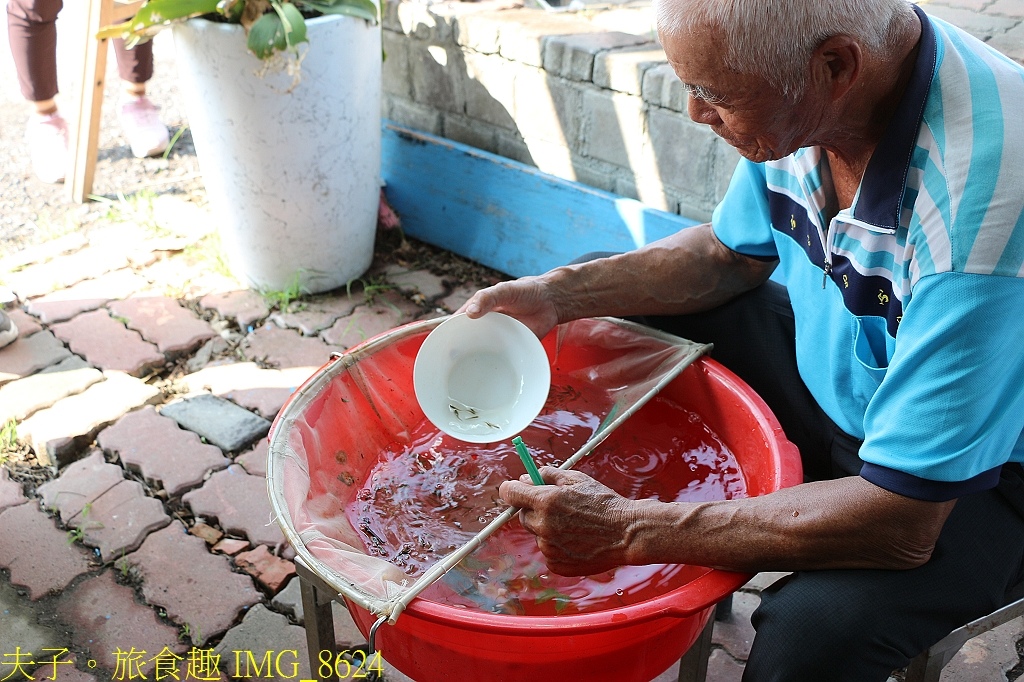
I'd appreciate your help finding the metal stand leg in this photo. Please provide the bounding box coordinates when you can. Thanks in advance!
[677,614,715,682]
[297,560,338,682]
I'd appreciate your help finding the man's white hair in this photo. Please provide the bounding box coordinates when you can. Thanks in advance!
[655,0,913,95]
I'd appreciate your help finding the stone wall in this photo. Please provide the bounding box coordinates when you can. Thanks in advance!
[380,0,740,223]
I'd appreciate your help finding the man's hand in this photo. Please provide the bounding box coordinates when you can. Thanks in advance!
[499,467,639,575]
[461,275,562,339]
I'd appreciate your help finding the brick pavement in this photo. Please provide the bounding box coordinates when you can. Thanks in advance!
[1,4,1023,681]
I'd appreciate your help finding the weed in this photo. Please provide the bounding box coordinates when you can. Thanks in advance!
[88,189,171,238]
[163,126,189,160]
[112,315,131,326]
[183,232,233,279]
[178,623,202,644]
[347,274,393,304]
[0,419,19,464]
[261,272,309,311]
[66,527,84,545]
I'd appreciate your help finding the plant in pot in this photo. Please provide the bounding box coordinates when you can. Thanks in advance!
[100,0,382,295]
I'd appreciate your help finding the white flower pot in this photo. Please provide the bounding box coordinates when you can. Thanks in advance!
[172,15,380,294]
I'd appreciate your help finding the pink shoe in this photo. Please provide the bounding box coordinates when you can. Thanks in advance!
[118,96,170,158]
[25,112,69,184]
[0,309,18,349]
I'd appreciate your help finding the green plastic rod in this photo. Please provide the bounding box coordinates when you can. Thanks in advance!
[512,436,545,485]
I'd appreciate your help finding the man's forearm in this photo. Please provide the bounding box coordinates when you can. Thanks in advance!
[624,476,956,572]
[539,223,776,324]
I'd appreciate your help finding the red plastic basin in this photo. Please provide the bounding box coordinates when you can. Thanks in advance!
[274,320,802,682]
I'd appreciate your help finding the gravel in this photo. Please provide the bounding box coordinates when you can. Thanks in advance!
[1,24,201,256]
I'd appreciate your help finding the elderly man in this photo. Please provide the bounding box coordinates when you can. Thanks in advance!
[465,0,1024,679]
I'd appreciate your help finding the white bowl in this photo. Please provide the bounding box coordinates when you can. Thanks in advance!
[413,313,551,443]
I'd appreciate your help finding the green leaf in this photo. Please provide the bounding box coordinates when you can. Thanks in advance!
[299,0,378,24]
[248,12,286,59]
[271,0,308,49]
[98,0,219,40]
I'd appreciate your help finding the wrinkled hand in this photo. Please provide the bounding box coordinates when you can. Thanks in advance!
[459,276,561,339]
[498,467,638,576]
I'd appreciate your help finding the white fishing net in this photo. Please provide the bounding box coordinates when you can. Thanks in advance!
[267,317,709,623]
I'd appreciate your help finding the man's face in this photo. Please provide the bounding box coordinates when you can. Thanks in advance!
[661,27,825,163]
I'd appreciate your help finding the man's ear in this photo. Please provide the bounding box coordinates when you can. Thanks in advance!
[810,35,862,102]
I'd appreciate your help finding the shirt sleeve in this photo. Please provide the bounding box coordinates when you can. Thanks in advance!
[711,159,779,260]
[859,270,1024,501]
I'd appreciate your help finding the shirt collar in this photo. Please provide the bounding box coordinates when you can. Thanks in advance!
[852,4,938,230]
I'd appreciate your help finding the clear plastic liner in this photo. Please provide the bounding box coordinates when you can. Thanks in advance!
[268,317,710,622]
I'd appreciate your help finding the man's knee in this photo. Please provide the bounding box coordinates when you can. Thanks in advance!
[743,574,910,682]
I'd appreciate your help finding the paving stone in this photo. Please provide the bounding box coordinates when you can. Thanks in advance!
[98,406,230,496]
[40,656,98,682]
[382,266,447,300]
[0,365,104,423]
[67,479,171,561]
[439,284,477,313]
[0,231,88,273]
[7,307,43,336]
[40,355,93,374]
[124,521,262,645]
[269,578,367,645]
[0,466,28,511]
[200,290,270,329]
[270,577,304,623]
[213,538,250,555]
[160,394,271,453]
[988,21,1024,62]
[56,571,185,671]
[183,464,285,547]
[214,604,311,681]
[269,294,364,336]
[0,578,69,658]
[705,647,745,682]
[51,310,165,377]
[108,296,217,355]
[139,255,240,301]
[26,270,150,324]
[741,571,790,594]
[320,291,422,348]
[37,451,125,524]
[0,331,73,386]
[180,362,311,420]
[5,245,133,299]
[183,337,231,373]
[234,545,296,593]
[0,502,93,600]
[242,324,335,369]
[190,522,224,545]
[649,659,680,682]
[987,0,1024,19]
[712,591,758,661]
[19,372,162,466]
[920,4,1021,40]
[236,439,269,477]
[941,615,1024,681]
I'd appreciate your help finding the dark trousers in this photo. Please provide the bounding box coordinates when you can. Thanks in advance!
[574,254,1024,680]
[6,0,153,102]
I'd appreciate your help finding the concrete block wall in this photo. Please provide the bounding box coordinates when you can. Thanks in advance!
[381,0,741,222]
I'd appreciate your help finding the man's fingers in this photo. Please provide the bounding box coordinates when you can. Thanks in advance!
[498,478,544,508]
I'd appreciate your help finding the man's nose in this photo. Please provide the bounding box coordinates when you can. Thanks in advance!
[687,95,723,126]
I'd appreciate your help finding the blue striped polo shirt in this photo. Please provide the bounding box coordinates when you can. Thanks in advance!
[711,5,1024,501]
